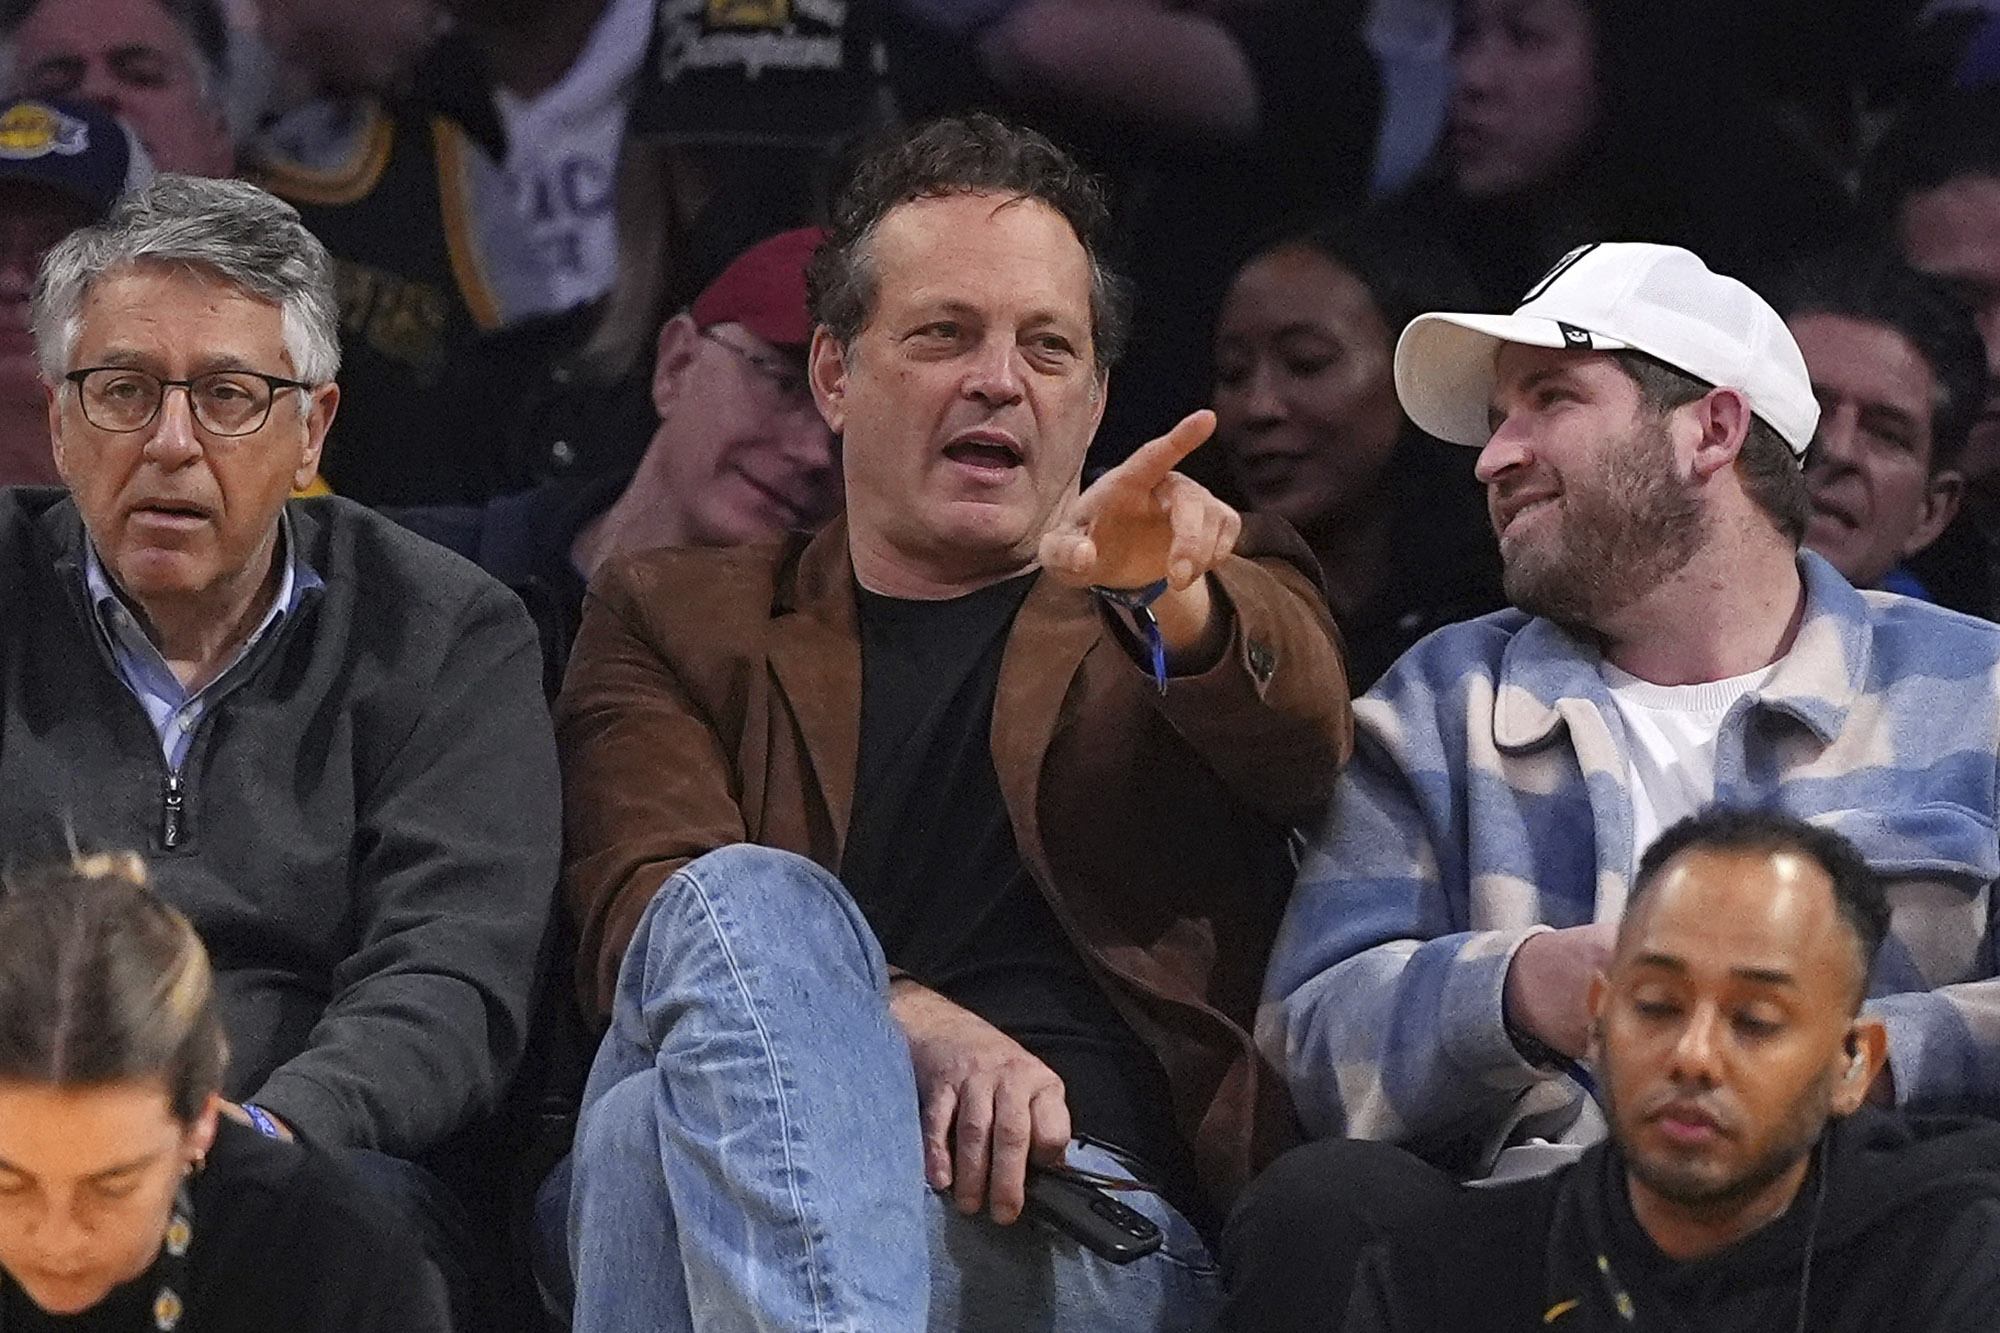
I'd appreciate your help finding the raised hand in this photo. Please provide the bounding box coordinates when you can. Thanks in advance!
[1039,409,1241,595]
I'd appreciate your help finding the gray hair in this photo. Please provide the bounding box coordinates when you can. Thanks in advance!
[33,173,340,390]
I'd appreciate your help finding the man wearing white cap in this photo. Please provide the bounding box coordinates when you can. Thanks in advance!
[1217,241,2000,1329]
[1254,239,2000,1179]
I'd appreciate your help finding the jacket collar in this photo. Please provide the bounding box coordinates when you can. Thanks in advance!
[992,567,1101,881]
[772,516,1102,866]
[1491,550,1866,752]
[767,519,865,848]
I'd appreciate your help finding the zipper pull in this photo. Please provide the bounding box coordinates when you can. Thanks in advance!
[161,773,185,849]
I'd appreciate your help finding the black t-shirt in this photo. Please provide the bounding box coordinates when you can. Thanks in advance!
[0,1120,447,1333]
[840,575,1198,1211]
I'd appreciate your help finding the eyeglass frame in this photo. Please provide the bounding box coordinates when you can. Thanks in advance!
[696,327,818,413]
[61,366,318,438]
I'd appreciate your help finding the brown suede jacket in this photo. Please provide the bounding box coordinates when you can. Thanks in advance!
[555,515,1352,1205]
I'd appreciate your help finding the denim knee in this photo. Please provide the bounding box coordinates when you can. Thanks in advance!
[625,844,891,999]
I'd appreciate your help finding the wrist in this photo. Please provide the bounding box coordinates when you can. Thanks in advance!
[1089,577,1170,604]
[1503,1015,1564,1069]
[241,1102,288,1140]
[888,974,938,1020]
[1502,931,1558,1066]
[1090,579,1171,692]
[1149,574,1223,665]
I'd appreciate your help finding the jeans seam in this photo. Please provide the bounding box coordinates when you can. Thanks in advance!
[681,862,840,1331]
[1148,1247,1220,1277]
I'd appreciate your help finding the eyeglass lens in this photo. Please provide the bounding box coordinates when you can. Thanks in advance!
[77,368,279,436]
[701,330,814,411]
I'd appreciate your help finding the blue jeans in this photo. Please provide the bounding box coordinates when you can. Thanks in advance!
[561,845,1221,1332]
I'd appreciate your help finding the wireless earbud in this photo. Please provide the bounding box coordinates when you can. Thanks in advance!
[1845,1034,1865,1080]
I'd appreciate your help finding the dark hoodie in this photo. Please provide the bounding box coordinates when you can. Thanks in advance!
[1345,1109,2000,1333]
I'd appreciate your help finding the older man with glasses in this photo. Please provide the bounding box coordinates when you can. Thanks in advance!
[389,226,842,694]
[0,171,561,1330]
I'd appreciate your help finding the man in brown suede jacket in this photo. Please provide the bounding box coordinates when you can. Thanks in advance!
[550,113,1351,1333]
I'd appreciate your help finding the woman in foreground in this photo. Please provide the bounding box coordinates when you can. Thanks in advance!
[0,853,451,1332]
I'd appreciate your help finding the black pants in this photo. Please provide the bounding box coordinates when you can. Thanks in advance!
[339,1147,506,1332]
[1220,1138,1460,1333]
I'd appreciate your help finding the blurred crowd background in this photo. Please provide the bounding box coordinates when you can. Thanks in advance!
[9,0,2000,684]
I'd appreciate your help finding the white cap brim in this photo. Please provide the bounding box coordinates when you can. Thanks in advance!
[1393,312,1631,448]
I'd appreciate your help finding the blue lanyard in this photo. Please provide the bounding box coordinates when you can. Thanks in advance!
[1091,579,1171,694]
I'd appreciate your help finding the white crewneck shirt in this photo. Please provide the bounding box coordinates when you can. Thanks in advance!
[1601,660,1778,870]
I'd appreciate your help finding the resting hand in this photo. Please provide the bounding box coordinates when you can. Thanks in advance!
[1505,923,1618,1060]
[890,978,1069,1224]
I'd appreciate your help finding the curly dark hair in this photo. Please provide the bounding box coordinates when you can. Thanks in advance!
[806,112,1131,367]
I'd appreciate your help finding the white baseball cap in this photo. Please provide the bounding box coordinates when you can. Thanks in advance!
[1392,242,1819,456]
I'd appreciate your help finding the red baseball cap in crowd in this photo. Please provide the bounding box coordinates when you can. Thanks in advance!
[690,227,828,349]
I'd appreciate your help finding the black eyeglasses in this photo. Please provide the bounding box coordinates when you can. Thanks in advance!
[63,367,314,437]
[698,328,815,412]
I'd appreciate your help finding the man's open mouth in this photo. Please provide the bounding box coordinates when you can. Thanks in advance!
[944,435,1023,470]
[132,501,211,524]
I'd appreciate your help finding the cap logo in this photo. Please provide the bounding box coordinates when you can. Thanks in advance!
[1557,322,1593,348]
[0,102,88,161]
[1520,243,1600,305]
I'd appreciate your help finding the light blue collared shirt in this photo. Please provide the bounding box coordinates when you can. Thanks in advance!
[83,510,322,772]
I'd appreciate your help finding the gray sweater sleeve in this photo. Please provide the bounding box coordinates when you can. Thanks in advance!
[251,582,562,1153]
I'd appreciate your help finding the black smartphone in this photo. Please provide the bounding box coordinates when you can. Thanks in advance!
[1023,1167,1164,1264]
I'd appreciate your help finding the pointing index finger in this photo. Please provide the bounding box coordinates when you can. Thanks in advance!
[1114,409,1216,487]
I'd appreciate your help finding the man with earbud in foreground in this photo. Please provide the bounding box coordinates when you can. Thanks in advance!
[1342,808,2000,1332]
